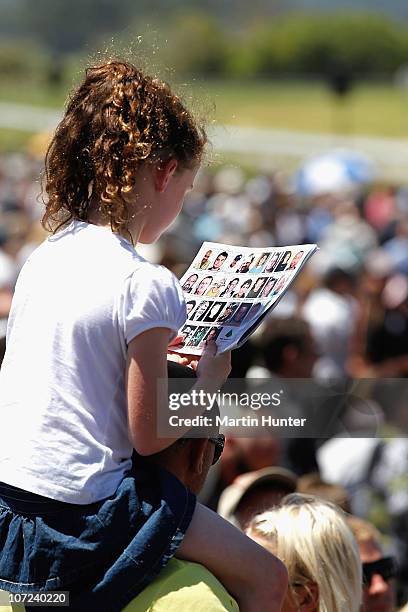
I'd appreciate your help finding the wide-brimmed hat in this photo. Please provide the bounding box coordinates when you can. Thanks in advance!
[217,466,297,524]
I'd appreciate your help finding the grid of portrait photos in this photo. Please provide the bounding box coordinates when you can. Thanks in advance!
[175,241,318,355]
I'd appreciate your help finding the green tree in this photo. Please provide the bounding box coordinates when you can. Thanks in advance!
[232,12,408,77]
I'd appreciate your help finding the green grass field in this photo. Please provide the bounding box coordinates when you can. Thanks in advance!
[201,80,408,138]
[1,79,408,152]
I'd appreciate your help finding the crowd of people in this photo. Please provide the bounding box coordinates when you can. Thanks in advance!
[0,103,407,609]
[1,150,407,375]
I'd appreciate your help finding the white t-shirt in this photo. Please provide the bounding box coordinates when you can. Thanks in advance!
[0,220,186,504]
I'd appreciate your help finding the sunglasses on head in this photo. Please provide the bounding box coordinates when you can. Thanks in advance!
[362,557,397,585]
[208,433,225,465]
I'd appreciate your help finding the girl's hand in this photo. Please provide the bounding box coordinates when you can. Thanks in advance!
[167,353,199,370]
[168,334,185,350]
[168,335,198,369]
[196,341,231,387]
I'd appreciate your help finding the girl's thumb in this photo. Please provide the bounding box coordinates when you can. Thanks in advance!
[203,339,218,355]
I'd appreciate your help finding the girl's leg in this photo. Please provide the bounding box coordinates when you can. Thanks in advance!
[176,502,288,612]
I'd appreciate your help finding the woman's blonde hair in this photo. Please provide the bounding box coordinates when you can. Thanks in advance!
[247,493,362,612]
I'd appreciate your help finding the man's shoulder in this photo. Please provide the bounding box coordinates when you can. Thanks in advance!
[123,558,239,612]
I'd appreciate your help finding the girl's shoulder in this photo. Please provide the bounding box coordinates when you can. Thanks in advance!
[123,260,185,313]
[128,259,180,287]
[121,262,186,345]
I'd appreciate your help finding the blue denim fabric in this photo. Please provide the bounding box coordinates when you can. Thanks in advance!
[0,458,196,611]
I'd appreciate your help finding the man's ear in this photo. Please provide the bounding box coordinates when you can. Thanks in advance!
[188,439,211,475]
[154,159,178,193]
[293,583,319,611]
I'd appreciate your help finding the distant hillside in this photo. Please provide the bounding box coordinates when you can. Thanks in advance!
[1,0,407,54]
[291,0,408,20]
[190,0,408,22]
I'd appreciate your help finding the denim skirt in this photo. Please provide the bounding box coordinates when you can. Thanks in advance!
[0,456,196,611]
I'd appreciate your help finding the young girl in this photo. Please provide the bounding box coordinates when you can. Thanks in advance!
[0,60,286,610]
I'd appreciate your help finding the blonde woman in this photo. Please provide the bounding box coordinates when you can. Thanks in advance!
[246,493,362,612]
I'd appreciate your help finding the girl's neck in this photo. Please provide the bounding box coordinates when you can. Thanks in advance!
[87,197,144,246]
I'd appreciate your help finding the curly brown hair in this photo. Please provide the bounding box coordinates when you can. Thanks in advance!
[41,59,207,235]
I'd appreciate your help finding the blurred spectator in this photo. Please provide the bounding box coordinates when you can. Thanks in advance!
[365,279,408,376]
[347,515,397,612]
[255,317,318,379]
[297,472,351,512]
[318,436,408,601]
[364,187,396,232]
[250,317,320,475]
[383,218,408,276]
[217,466,297,529]
[351,249,394,375]
[199,436,281,511]
[314,197,378,272]
[302,266,358,378]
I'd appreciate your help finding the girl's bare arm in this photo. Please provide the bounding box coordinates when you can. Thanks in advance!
[178,503,288,612]
[126,328,230,456]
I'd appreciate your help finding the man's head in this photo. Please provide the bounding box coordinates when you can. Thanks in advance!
[323,267,356,296]
[183,274,198,291]
[150,362,224,495]
[195,276,213,295]
[347,516,396,612]
[149,434,224,495]
[212,251,228,270]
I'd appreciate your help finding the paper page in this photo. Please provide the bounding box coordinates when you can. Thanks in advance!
[173,242,318,355]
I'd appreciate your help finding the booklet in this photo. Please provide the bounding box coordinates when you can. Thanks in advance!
[173,241,318,355]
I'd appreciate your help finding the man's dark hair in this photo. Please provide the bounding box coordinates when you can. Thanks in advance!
[323,267,355,292]
[259,318,309,372]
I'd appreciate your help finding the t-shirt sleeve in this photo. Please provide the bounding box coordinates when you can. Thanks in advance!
[122,264,187,344]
